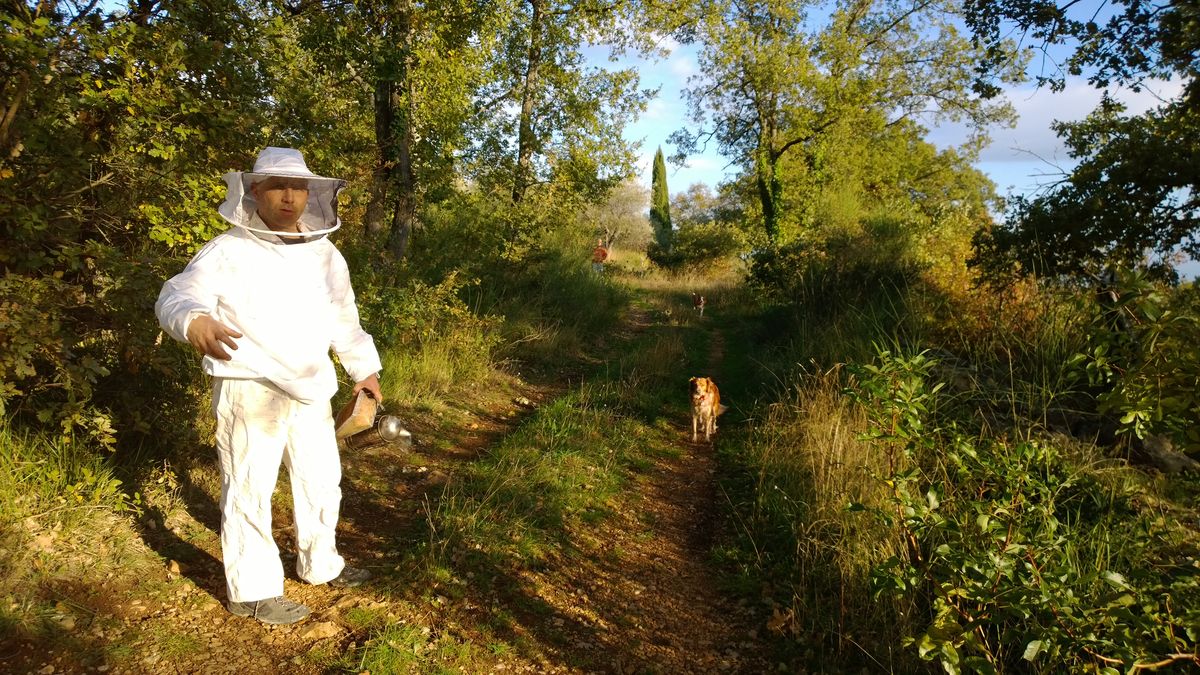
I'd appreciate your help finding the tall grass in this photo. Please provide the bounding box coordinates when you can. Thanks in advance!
[422,375,670,573]
[0,426,147,636]
[725,365,915,666]
[488,245,628,368]
[378,328,500,410]
[712,258,1200,671]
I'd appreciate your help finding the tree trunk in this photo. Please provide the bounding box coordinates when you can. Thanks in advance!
[0,72,28,157]
[369,2,417,259]
[388,76,415,259]
[365,77,394,236]
[756,148,781,242]
[512,0,544,204]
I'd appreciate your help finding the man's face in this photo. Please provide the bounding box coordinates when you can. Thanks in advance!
[251,177,310,232]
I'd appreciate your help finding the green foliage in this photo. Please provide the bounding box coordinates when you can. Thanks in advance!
[963,0,1196,93]
[345,621,481,673]
[469,0,648,203]
[669,221,746,270]
[650,147,673,251]
[748,213,923,311]
[357,270,500,356]
[1073,270,1200,453]
[972,98,1199,281]
[848,347,1200,674]
[671,0,1019,242]
[0,423,138,605]
[649,182,747,271]
[352,269,503,404]
[0,426,135,520]
[0,0,273,448]
[586,177,653,251]
[964,0,1199,283]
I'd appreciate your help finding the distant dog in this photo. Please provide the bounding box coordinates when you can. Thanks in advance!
[691,292,706,317]
[690,377,728,442]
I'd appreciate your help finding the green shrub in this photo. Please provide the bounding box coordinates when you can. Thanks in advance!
[1073,270,1200,455]
[646,221,745,272]
[352,271,502,404]
[848,348,1200,674]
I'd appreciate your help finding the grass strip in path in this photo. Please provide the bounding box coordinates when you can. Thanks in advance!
[350,290,786,673]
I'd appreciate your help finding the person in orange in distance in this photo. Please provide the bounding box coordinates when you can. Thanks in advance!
[156,147,381,625]
[592,237,609,274]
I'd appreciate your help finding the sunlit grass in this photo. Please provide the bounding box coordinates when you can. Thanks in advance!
[346,622,483,674]
[0,426,154,633]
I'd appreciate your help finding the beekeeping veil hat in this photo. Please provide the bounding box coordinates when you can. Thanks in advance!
[219,147,348,238]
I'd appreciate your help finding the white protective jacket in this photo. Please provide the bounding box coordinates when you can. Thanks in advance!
[155,223,381,404]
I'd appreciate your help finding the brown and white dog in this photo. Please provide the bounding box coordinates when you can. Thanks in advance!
[690,376,728,442]
[691,292,706,317]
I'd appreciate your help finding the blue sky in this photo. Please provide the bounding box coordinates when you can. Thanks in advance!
[590,40,1185,205]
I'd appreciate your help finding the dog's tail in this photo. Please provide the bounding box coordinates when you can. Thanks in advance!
[717,403,729,416]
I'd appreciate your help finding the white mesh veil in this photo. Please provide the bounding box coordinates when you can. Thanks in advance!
[217,148,348,238]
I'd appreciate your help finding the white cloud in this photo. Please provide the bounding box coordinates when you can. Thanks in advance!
[928,76,1186,195]
[679,155,719,172]
[669,52,699,80]
[641,97,672,122]
[651,33,682,53]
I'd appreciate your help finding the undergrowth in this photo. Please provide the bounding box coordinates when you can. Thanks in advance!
[709,261,1200,673]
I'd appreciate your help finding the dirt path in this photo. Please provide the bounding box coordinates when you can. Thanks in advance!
[492,314,775,673]
[8,296,776,674]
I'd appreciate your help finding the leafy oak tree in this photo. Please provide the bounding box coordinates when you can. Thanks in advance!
[671,0,1023,244]
[292,0,500,258]
[0,0,272,442]
[965,0,1199,280]
[587,176,653,251]
[468,0,650,206]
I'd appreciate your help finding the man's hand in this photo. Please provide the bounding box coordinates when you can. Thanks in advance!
[353,374,382,403]
[185,314,242,360]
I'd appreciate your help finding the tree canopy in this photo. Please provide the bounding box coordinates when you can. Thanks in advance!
[965,0,1200,281]
[670,0,1022,244]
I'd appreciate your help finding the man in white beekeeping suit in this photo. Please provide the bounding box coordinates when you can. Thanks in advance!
[156,147,382,624]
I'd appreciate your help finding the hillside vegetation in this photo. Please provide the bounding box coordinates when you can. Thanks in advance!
[3,0,1199,673]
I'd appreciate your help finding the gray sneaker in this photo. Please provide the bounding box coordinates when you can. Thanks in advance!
[227,596,310,624]
[328,565,372,588]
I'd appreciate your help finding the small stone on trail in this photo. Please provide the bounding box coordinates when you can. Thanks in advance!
[298,621,342,640]
[168,560,181,575]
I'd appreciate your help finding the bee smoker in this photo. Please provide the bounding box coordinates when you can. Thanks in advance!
[344,408,413,450]
[335,390,413,451]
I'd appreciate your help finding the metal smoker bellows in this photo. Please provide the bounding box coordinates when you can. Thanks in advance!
[334,390,413,450]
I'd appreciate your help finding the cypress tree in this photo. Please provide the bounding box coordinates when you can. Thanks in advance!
[650,147,673,251]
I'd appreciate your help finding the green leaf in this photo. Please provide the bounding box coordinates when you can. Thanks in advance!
[1102,571,1130,589]
[917,632,937,658]
[1022,639,1042,661]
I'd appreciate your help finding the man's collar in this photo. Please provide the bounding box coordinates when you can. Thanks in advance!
[248,212,312,245]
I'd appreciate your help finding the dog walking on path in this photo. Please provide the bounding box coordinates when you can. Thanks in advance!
[690,376,728,442]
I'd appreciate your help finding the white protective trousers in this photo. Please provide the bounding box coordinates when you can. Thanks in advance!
[213,377,346,603]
